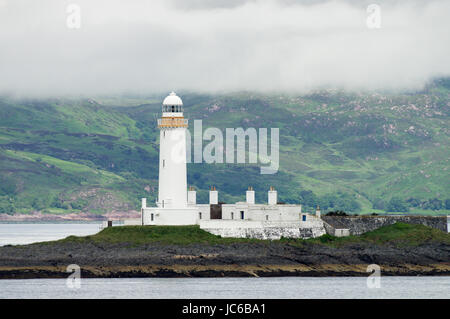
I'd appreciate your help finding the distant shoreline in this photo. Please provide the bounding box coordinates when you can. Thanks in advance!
[0,211,140,222]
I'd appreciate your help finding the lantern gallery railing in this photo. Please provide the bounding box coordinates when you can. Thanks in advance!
[158,117,189,128]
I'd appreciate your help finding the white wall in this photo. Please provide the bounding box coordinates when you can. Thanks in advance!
[187,190,196,205]
[200,219,326,240]
[246,190,255,204]
[209,190,218,204]
[143,207,198,225]
[268,190,277,205]
[221,203,302,222]
[143,205,211,225]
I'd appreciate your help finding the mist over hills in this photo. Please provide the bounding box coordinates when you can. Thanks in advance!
[0,79,449,217]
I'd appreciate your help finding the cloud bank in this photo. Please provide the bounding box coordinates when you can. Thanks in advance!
[0,0,449,96]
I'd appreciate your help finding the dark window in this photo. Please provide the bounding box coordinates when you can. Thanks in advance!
[231,212,234,219]
[266,215,269,221]
[240,211,244,220]
[151,213,154,221]
[171,106,175,112]
[302,215,306,221]
[199,212,202,219]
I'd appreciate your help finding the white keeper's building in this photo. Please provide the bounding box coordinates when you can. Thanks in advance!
[136,92,326,239]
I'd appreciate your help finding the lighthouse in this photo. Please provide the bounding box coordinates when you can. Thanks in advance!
[157,91,188,209]
[139,92,313,235]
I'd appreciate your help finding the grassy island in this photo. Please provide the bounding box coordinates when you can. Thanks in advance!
[53,222,450,247]
[0,223,448,278]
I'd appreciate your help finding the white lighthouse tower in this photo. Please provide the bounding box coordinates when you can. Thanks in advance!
[141,91,200,225]
[157,91,188,209]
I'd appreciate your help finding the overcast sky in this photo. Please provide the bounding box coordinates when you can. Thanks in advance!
[0,0,449,96]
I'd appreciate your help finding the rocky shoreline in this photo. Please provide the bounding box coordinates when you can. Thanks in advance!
[0,239,448,279]
[1,263,449,279]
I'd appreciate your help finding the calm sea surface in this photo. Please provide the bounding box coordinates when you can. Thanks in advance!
[0,223,101,246]
[0,277,449,299]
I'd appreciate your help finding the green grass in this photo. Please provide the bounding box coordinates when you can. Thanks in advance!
[300,223,450,247]
[49,222,450,247]
[57,225,265,245]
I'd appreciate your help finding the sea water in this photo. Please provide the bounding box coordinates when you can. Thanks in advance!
[0,222,101,246]
[0,277,448,299]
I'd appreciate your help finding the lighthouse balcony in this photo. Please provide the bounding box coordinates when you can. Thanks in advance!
[158,117,188,128]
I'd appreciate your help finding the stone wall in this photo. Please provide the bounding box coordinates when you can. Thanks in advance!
[199,220,326,240]
[322,215,448,236]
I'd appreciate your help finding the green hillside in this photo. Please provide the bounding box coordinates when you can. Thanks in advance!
[0,79,449,216]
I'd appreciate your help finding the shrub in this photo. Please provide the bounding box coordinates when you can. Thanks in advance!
[386,197,409,212]
[326,210,348,216]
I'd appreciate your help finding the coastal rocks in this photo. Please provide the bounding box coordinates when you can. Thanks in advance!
[1,263,449,279]
[0,238,449,279]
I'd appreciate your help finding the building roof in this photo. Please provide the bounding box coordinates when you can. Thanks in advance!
[163,91,183,106]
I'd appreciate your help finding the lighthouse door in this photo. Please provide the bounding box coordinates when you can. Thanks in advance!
[210,204,222,219]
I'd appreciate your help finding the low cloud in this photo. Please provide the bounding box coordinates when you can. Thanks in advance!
[0,0,449,96]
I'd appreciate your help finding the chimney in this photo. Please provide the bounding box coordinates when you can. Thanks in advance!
[141,198,147,209]
[209,186,218,205]
[268,186,277,205]
[315,205,321,218]
[188,186,197,205]
[246,186,255,204]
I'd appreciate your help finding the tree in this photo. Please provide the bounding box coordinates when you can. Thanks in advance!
[298,190,318,208]
[372,198,386,210]
[318,193,338,210]
[0,197,15,215]
[386,197,409,212]
[406,197,420,208]
[0,177,16,196]
[422,198,442,210]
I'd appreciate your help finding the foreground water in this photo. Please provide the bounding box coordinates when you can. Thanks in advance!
[0,223,101,246]
[0,277,448,299]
